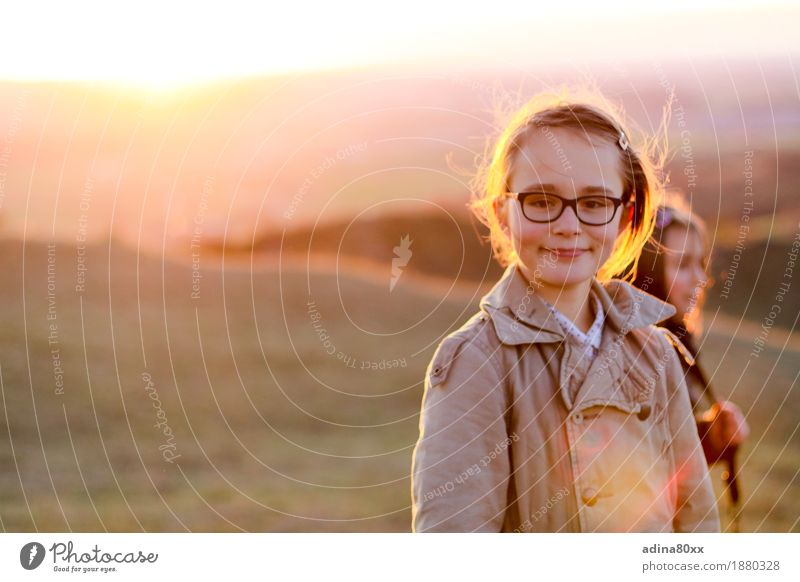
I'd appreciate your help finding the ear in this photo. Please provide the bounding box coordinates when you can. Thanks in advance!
[493,197,511,238]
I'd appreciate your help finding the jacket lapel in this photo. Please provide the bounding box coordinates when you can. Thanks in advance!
[479,263,564,345]
[572,279,677,414]
[479,262,679,414]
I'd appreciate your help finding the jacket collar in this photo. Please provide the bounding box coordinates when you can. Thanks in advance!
[479,262,676,346]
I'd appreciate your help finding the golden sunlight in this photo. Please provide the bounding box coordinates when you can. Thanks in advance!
[0,0,793,89]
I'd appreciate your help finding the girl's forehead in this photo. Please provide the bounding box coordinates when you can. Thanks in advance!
[507,126,622,192]
[663,224,707,252]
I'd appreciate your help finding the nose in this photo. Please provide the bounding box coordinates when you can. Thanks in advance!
[551,203,581,234]
[694,265,709,288]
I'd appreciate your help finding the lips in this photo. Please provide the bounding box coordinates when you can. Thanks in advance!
[543,247,589,259]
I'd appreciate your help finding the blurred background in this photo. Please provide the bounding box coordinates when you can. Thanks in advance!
[0,0,798,531]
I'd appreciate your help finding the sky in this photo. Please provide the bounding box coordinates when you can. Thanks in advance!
[0,0,798,87]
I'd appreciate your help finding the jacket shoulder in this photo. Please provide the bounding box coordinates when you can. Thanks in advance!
[427,311,497,388]
[655,326,696,367]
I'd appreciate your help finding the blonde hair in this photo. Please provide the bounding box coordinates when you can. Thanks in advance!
[469,88,669,282]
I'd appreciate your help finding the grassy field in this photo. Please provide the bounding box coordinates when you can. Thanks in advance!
[0,237,797,532]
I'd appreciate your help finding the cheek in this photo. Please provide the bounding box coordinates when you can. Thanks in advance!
[668,270,694,305]
[508,211,548,246]
[679,270,697,294]
[591,223,622,257]
[662,263,679,291]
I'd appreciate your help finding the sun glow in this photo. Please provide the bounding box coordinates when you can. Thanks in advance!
[1,0,796,90]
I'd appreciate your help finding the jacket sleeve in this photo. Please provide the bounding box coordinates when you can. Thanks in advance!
[411,335,512,532]
[662,338,721,532]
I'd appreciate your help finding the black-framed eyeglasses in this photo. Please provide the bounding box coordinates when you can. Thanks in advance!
[508,192,628,226]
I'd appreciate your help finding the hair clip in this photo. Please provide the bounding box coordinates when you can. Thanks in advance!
[618,130,629,152]
[655,207,673,229]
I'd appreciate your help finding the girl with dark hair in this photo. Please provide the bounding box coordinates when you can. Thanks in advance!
[632,199,749,529]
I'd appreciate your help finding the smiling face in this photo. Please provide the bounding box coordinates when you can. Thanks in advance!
[495,127,628,299]
[661,224,709,321]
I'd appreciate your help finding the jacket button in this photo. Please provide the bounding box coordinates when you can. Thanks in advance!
[571,412,584,425]
[432,366,442,376]
[582,488,598,506]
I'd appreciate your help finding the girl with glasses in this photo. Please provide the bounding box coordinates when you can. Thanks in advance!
[411,91,720,532]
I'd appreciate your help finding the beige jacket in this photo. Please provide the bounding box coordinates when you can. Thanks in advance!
[411,263,720,532]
